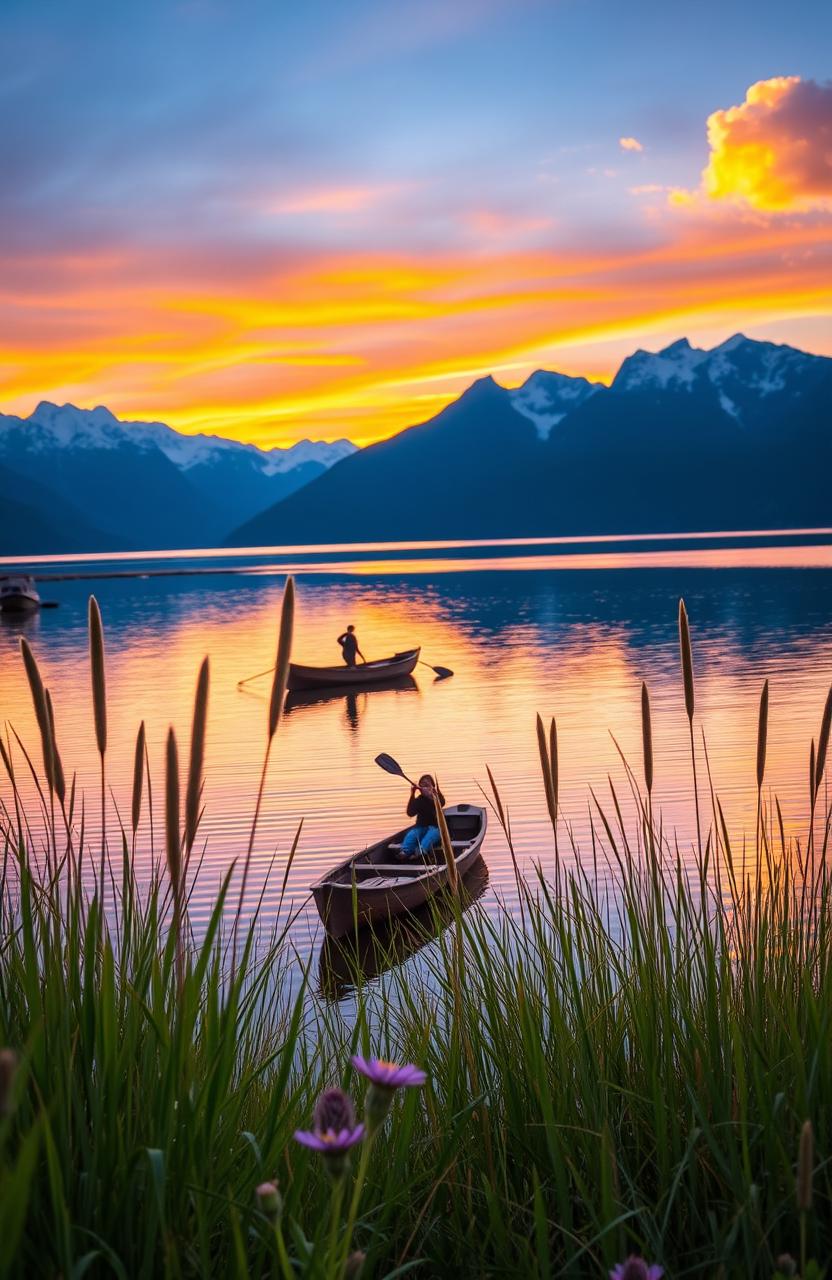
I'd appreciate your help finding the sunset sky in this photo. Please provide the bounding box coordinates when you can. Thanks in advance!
[2,0,831,447]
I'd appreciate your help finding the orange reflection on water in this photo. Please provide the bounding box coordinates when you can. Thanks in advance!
[1,546,831,954]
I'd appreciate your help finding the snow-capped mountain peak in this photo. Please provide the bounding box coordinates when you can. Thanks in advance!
[14,402,355,476]
[508,369,601,440]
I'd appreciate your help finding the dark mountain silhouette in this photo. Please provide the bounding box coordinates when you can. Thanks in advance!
[0,402,354,554]
[0,461,124,555]
[227,335,832,545]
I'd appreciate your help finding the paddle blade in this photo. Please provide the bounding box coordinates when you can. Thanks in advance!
[374,752,405,777]
[431,665,454,680]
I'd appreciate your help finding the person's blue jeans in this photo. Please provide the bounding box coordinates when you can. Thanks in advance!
[400,824,440,859]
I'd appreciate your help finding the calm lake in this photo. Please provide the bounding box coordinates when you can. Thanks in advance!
[3,530,832,980]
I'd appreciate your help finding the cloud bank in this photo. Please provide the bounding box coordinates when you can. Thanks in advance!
[703,76,832,211]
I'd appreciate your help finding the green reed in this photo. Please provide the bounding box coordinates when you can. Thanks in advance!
[1,591,832,1277]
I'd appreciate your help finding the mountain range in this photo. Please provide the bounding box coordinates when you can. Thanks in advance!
[0,403,355,553]
[3,335,830,557]
[228,335,832,546]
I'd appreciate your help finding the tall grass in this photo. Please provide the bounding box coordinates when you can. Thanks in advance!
[1,591,831,1277]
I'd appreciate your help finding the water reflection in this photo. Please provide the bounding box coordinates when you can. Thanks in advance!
[318,855,489,1000]
[1,537,831,972]
[284,674,418,732]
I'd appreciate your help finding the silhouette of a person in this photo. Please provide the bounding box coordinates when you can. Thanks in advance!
[337,624,365,667]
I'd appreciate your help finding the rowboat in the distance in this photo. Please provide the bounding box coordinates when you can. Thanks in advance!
[287,647,420,692]
[310,803,487,937]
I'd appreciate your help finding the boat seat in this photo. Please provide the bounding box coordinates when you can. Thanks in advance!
[388,840,471,851]
[359,875,423,889]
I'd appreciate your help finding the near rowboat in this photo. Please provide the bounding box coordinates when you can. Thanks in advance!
[318,855,490,998]
[310,803,487,937]
[287,647,420,692]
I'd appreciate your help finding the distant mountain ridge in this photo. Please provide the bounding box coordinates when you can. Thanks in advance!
[0,402,355,554]
[227,334,832,546]
[4,335,830,557]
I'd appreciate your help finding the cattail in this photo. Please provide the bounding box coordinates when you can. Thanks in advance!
[549,717,559,822]
[0,1048,17,1116]
[165,727,181,900]
[185,658,210,854]
[45,690,66,806]
[345,1253,366,1279]
[434,787,459,891]
[815,684,832,791]
[536,714,557,828]
[88,596,107,757]
[485,764,506,829]
[641,682,653,795]
[19,638,55,792]
[268,577,295,739]
[678,598,695,722]
[810,739,817,808]
[797,1118,813,1212]
[131,721,146,835]
[756,679,769,791]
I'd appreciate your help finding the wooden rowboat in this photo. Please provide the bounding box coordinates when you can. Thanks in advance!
[310,803,487,937]
[318,855,489,998]
[287,647,420,692]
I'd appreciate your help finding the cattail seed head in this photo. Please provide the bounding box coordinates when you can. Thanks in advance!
[641,682,654,795]
[185,658,209,854]
[797,1119,813,1212]
[268,577,295,740]
[810,740,817,808]
[678,598,695,722]
[345,1252,366,1279]
[88,596,107,757]
[756,679,769,791]
[45,690,66,806]
[165,727,181,901]
[536,714,557,827]
[19,638,55,792]
[816,684,832,791]
[131,721,146,835]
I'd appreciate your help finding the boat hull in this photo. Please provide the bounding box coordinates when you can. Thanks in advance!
[0,575,41,613]
[311,804,487,937]
[287,648,420,691]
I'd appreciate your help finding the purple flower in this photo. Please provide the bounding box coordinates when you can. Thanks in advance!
[351,1056,427,1131]
[315,1087,358,1133]
[609,1258,664,1280]
[294,1087,364,1178]
[351,1056,427,1090]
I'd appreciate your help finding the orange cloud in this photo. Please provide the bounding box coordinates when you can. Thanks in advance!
[619,136,643,152]
[702,76,832,211]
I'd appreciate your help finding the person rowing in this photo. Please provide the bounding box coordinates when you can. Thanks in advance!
[397,774,446,862]
[337,624,365,668]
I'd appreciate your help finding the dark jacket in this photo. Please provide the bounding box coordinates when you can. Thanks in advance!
[407,787,445,828]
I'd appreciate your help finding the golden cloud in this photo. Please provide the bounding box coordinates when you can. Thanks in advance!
[702,76,832,211]
[619,136,643,152]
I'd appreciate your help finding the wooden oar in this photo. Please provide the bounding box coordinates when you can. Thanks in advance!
[374,753,418,787]
[237,664,277,688]
[419,660,453,679]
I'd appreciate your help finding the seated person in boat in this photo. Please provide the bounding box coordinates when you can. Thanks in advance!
[399,775,446,861]
[337,625,365,667]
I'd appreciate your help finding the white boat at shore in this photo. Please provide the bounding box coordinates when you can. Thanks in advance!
[0,575,41,613]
